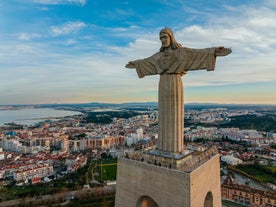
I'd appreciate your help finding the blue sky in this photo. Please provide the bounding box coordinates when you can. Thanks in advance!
[0,0,276,105]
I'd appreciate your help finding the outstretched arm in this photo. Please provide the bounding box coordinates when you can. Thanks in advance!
[124,57,158,78]
[180,46,231,72]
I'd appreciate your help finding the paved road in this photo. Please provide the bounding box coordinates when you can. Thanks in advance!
[233,172,272,191]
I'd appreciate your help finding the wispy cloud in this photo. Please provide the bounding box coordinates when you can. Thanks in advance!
[33,0,87,6]
[36,6,49,10]
[50,21,86,37]
[17,33,41,40]
[1,1,275,104]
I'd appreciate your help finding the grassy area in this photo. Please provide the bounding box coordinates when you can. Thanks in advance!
[235,164,276,183]
[2,184,49,200]
[62,194,115,207]
[92,159,117,181]
[267,165,276,173]
[98,163,117,181]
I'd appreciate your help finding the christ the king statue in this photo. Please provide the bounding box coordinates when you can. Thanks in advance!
[126,27,231,155]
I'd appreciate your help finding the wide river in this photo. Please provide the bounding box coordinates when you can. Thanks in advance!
[0,108,82,126]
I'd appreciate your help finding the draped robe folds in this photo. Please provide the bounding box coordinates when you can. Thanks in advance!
[132,47,217,153]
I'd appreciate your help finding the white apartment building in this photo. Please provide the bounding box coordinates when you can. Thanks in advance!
[221,155,243,165]
[126,128,144,146]
[13,163,54,182]
[220,128,262,142]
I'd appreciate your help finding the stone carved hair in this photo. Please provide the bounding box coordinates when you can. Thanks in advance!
[159,27,182,52]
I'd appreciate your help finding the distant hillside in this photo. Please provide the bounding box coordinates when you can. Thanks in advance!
[3,102,276,112]
[185,113,276,132]
[184,103,276,111]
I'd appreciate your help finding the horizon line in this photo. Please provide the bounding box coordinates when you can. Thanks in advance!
[1,102,276,107]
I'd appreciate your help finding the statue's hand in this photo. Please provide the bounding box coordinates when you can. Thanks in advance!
[125,61,135,68]
[215,47,232,56]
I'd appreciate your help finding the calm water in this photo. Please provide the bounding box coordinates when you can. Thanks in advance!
[0,108,82,126]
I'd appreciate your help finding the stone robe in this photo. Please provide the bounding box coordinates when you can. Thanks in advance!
[132,47,217,153]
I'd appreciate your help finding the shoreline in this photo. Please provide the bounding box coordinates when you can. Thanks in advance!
[0,108,83,127]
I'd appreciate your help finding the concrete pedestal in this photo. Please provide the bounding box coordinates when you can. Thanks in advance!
[115,151,221,207]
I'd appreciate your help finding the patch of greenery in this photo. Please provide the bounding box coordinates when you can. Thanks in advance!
[83,111,142,124]
[91,158,117,181]
[220,114,276,132]
[186,114,276,132]
[3,184,50,200]
[235,164,276,184]
[62,194,115,207]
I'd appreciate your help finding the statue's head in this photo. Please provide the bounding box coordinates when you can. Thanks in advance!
[159,27,182,52]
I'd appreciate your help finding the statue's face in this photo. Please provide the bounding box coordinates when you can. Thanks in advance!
[160,33,170,48]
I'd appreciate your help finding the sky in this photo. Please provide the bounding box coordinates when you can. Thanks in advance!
[0,0,276,105]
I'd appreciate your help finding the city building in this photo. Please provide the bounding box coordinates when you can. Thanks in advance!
[221,155,243,165]
[222,181,276,207]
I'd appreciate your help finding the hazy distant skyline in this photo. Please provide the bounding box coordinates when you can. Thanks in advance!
[1,0,276,105]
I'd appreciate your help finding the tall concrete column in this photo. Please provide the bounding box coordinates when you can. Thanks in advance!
[158,73,184,153]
